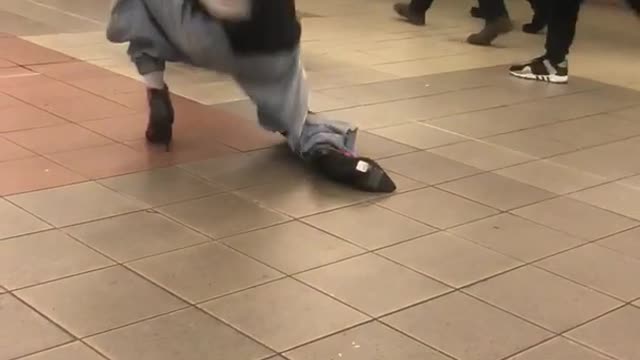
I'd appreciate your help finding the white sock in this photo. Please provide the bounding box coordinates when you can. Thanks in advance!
[143,71,165,89]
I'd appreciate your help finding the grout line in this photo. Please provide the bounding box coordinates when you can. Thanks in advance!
[25,0,105,26]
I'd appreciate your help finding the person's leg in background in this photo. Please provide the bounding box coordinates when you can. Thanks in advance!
[392,0,435,26]
[467,0,513,46]
[523,0,551,34]
[470,2,484,18]
[509,0,583,83]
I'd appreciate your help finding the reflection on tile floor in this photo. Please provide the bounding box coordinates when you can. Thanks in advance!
[2,1,640,360]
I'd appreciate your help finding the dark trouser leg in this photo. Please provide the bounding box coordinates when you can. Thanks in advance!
[544,0,583,63]
[528,0,551,27]
[409,0,435,13]
[478,0,509,21]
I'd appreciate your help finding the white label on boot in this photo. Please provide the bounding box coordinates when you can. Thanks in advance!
[199,0,251,20]
[356,160,370,173]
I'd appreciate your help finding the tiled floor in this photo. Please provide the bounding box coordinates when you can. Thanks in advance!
[2,1,640,360]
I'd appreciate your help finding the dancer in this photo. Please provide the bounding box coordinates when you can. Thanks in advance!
[510,0,639,83]
[393,0,512,46]
[106,0,396,193]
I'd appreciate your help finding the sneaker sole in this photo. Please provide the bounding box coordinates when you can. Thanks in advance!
[510,71,568,84]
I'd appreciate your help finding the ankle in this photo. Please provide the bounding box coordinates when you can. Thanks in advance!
[143,71,166,90]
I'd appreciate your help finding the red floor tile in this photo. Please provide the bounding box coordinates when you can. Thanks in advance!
[28,61,117,81]
[4,123,113,155]
[0,137,35,162]
[0,67,37,80]
[107,91,148,110]
[36,94,137,122]
[3,78,90,106]
[198,114,284,151]
[126,133,236,165]
[48,143,168,179]
[0,104,67,133]
[0,156,86,196]
[68,76,146,98]
[0,93,21,109]
[0,59,16,68]
[81,114,147,142]
[172,99,283,151]
[0,37,72,65]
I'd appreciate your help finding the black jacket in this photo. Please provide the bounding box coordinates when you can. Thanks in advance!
[221,0,302,54]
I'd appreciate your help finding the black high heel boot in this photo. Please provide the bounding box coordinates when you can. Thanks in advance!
[146,86,174,151]
[312,148,396,193]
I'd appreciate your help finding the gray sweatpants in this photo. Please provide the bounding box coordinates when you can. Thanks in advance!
[106,0,357,158]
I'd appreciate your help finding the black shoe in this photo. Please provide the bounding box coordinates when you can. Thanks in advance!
[393,3,426,26]
[470,6,485,19]
[146,86,174,151]
[312,149,396,193]
[467,17,513,46]
[522,22,546,34]
[509,57,569,84]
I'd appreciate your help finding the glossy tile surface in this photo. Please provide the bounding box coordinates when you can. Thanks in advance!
[3,2,640,359]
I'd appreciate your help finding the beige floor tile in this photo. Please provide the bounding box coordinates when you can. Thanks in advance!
[236,177,377,218]
[99,167,221,207]
[158,193,289,239]
[450,214,583,262]
[129,243,283,303]
[513,197,638,240]
[0,197,51,240]
[385,171,427,193]
[379,232,521,288]
[550,140,640,180]
[568,114,640,138]
[619,174,640,187]
[526,118,630,149]
[438,173,555,211]
[371,123,466,150]
[612,106,640,122]
[16,266,186,337]
[7,182,147,227]
[20,342,104,360]
[496,161,607,194]
[466,266,621,332]
[571,183,640,220]
[537,244,640,301]
[380,151,481,185]
[425,102,559,139]
[87,308,271,360]
[180,148,308,190]
[568,306,640,360]
[507,338,613,360]
[355,131,418,160]
[598,227,640,261]
[223,222,363,274]
[378,188,499,229]
[303,203,435,250]
[297,254,451,316]
[485,130,578,158]
[201,278,369,351]
[0,230,113,290]
[65,211,209,262]
[429,141,533,171]
[382,292,551,360]
[0,294,71,360]
[285,322,452,360]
